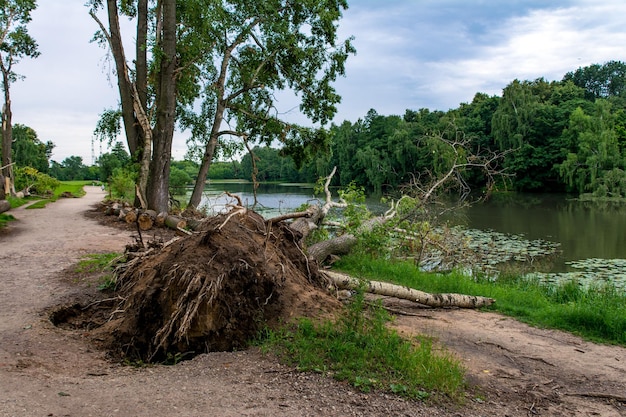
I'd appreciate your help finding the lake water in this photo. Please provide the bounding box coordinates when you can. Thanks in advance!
[448,194,626,271]
[195,182,626,283]
[196,181,388,216]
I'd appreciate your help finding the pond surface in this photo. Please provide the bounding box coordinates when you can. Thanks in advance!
[196,181,386,216]
[193,183,626,289]
[449,193,626,273]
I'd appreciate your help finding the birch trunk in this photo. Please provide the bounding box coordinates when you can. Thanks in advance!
[322,270,495,308]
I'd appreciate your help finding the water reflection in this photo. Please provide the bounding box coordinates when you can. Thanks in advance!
[451,194,626,273]
[194,184,625,276]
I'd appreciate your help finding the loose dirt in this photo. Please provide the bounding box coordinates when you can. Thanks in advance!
[0,186,624,417]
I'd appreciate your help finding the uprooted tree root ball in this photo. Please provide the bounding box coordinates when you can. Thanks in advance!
[56,210,342,363]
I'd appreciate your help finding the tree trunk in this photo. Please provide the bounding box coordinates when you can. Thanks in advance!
[104,0,140,156]
[1,62,15,196]
[0,199,10,214]
[306,216,386,264]
[147,0,176,213]
[322,270,495,308]
[188,33,242,209]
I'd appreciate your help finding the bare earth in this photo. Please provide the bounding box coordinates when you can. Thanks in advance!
[0,186,624,417]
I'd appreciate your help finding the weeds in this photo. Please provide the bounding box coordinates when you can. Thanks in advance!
[259,290,466,402]
[0,213,15,228]
[336,254,626,346]
[75,252,124,291]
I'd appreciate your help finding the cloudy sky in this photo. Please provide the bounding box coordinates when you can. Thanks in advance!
[10,0,626,164]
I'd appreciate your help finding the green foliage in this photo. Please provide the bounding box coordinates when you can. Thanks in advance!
[96,142,130,182]
[260,290,466,401]
[109,167,136,203]
[49,156,95,181]
[14,166,59,195]
[336,254,626,346]
[208,160,239,179]
[563,60,626,100]
[558,101,626,196]
[93,109,122,147]
[11,124,53,173]
[169,165,192,195]
[0,212,15,228]
[335,182,368,230]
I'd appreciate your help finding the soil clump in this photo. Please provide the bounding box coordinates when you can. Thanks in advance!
[55,209,341,363]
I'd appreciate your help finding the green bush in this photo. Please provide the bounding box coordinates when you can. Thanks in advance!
[109,168,136,202]
[14,166,60,195]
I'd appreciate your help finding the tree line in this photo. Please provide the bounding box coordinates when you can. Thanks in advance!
[3,0,626,205]
[6,60,626,203]
[296,61,626,198]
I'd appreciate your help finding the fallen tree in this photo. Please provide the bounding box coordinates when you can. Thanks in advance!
[323,270,495,308]
[63,135,509,362]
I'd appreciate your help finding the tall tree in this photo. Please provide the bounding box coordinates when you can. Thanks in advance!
[12,123,53,172]
[0,0,39,196]
[88,0,176,212]
[182,0,354,209]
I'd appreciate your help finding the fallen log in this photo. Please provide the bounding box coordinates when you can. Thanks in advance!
[0,199,10,214]
[125,209,138,224]
[322,270,495,308]
[164,215,187,230]
[138,210,156,231]
[155,211,168,226]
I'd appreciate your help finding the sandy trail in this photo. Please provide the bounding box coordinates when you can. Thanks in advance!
[0,187,624,416]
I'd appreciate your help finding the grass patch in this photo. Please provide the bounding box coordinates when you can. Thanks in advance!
[259,291,466,402]
[22,181,93,209]
[0,213,15,228]
[75,252,124,290]
[336,254,626,346]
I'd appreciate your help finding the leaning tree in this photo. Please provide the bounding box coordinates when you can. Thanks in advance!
[88,0,354,213]
[89,0,176,213]
[179,0,355,209]
[0,0,39,198]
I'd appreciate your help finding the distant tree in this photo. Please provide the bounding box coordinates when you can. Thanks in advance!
[563,61,626,100]
[96,141,130,182]
[0,0,39,196]
[51,156,90,181]
[168,166,191,196]
[12,123,53,173]
[240,146,298,182]
[558,100,625,196]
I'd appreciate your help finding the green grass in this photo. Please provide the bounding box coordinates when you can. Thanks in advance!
[22,181,92,209]
[259,291,466,403]
[0,213,15,228]
[75,252,124,290]
[335,254,626,346]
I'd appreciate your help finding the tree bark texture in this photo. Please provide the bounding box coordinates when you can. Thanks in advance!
[0,199,9,214]
[1,64,14,195]
[322,270,495,309]
[147,0,177,213]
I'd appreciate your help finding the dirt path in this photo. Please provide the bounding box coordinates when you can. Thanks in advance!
[0,187,624,416]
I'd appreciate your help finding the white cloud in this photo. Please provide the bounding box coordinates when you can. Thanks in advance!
[422,1,626,108]
[6,0,626,164]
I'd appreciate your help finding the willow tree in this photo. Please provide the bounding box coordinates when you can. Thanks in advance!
[88,0,176,212]
[181,0,355,209]
[0,0,39,197]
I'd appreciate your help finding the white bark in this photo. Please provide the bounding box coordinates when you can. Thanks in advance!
[323,270,495,309]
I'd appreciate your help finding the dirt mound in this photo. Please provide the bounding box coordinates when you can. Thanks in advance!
[55,209,342,363]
